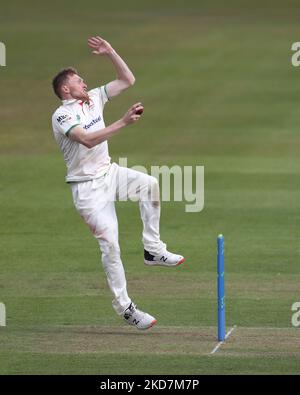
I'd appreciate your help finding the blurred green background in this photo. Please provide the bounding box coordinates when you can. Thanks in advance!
[0,0,300,374]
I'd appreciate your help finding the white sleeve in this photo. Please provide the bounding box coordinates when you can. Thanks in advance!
[52,111,80,136]
[100,84,110,105]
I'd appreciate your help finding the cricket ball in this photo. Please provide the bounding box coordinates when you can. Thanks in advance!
[135,107,144,115]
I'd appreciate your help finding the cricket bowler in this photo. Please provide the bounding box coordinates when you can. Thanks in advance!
[51,36,184,330]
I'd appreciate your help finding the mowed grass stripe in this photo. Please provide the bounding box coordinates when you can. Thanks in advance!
[1,326,299,358]
[0,295,295,328]
[1,271,300,298]
[1,350,300,375]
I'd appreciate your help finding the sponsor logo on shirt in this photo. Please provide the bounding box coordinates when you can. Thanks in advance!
[83,116,102,130]
[57,114,71,125]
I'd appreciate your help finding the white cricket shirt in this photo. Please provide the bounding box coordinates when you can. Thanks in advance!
[52,86,111,182]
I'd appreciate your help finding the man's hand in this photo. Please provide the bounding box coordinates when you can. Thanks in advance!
[88,36,113,55]
[88,35,135,98]
[122,103,144,125]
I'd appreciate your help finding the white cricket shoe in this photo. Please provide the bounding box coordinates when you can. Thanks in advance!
[123,303,157,330]
[144,249,185,267]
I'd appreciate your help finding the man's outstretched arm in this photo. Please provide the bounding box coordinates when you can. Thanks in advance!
[88,36,135,98]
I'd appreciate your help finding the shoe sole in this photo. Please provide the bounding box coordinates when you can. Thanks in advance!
[142,319,157,330]
[125,318,157,330]
[177,257,185,266]
[144,257,185,267]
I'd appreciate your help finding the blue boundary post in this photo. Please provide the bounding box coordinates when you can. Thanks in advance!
[217,234,225,341]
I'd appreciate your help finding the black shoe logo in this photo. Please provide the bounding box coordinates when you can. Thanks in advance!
[124,303,135,320]
[160,256,167,262]
[133,319,140,325]
[144,250,155,261]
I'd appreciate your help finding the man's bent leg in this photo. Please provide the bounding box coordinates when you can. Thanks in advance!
[116,166,184,267]
[116,166,166,255]
[138,178,184,266]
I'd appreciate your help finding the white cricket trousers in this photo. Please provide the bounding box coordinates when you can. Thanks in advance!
[70,163,166,316]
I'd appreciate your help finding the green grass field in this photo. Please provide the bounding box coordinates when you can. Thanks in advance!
[1,0,300,375]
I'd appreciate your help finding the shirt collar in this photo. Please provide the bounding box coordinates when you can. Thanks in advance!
[62,98,90,106]
[62,98,77,105]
